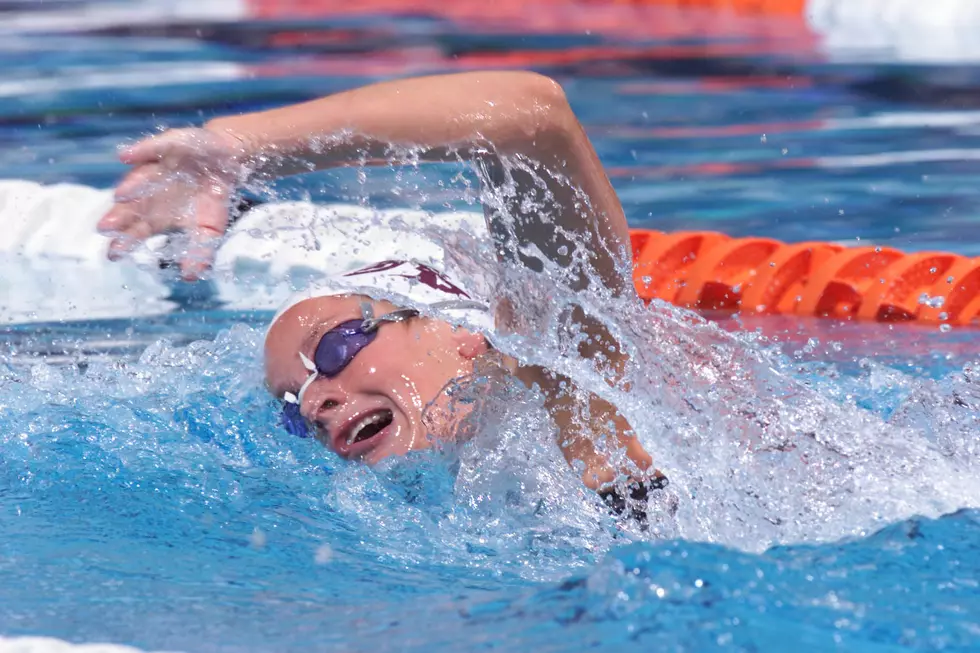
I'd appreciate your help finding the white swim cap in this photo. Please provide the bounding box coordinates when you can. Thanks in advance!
[269,259,494,334]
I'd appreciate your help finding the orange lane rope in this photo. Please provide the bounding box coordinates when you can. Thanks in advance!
[628,229,980,326]
[250,0,808,17]
[620,0,806,14]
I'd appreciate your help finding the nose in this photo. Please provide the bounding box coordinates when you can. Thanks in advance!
[301,377,349,424]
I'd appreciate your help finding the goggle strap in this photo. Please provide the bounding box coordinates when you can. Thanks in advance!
[294,351,319,405]
[359,301,376,324]
[427,299,491,313]
[298,351,317,372]
[296,371,318,405]
[361,308,419,333]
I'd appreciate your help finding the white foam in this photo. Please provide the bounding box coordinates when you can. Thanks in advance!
[0,180,487,324]
[0,637,169,653]
[0,63,247,99]
[807,0,980,63]
[0,0,246,34]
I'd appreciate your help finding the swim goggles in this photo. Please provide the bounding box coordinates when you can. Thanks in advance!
[279,302,419,438]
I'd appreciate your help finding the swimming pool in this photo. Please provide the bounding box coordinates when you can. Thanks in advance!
[2,2,980,651]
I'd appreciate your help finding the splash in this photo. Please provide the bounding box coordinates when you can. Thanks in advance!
[368,147,980,552]
[8,140,972,558]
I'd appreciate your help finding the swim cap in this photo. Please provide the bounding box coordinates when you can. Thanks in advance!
[269,259,494,334]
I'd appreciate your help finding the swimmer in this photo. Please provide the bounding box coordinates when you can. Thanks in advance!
[98,71,667,522]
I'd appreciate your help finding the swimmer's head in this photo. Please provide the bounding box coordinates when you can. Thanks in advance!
[263,261,495,463]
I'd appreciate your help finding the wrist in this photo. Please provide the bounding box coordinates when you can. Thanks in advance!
[203,118,259,170]
[203,113,339,180]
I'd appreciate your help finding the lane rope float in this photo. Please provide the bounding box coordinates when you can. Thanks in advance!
[629,228,980,326]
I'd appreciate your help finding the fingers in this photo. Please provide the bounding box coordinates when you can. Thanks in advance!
[106,221,154,261]
[194,182,231,237]
[179,186,231,281]
[99,163,168,253]
[100,182,226,269]
[111,163,163,203]
[179,229,222,281]
[107,128,236,276]
[97,202,138,234]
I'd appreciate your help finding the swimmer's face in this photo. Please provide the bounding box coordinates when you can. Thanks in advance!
[264,295,489,464]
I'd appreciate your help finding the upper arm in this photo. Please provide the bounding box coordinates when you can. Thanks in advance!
[474,74,634,298]
[207,70,632,295]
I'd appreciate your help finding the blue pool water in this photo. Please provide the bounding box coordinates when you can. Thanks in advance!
[2,3,980,651]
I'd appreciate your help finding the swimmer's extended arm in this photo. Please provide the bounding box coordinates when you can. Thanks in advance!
[103,71,632,294]
[223,72,631,294]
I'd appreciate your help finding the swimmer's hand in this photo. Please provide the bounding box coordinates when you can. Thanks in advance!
[97,127,249,280]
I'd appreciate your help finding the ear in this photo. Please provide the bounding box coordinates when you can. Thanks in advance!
[453,329,490,360]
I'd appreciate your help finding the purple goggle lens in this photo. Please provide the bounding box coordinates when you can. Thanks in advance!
[312,320,378,377]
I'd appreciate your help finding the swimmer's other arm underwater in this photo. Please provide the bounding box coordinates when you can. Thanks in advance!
[98,71,669,523]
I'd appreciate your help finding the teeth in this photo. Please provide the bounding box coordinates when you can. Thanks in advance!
[346,412,388,446]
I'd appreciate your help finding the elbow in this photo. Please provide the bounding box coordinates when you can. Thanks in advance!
[496,72,578,148]
[458,70,580,157]
[517,72,577,133]
[516,72,569,107]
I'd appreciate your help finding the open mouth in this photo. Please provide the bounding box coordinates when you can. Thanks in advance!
[345,409,394,446]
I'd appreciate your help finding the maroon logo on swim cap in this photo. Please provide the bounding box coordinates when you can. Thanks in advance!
[345,260,404,276]
[344,260,470,298]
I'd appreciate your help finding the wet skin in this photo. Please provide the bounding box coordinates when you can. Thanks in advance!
[265,295,489,464]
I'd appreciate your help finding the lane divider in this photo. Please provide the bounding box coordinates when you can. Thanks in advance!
[629,229,980,326]
[622,0,806,14]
